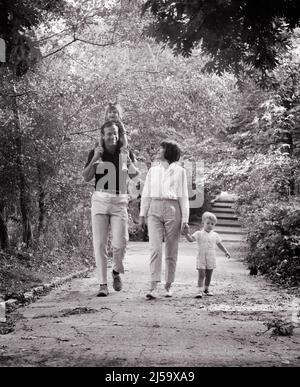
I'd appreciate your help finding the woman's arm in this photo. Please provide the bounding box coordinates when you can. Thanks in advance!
[139,168,152,218]
[178,168,190,225]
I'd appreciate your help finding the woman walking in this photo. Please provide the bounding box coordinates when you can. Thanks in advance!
[139,140,189,299]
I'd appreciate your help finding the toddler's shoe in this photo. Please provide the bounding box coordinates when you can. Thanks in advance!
[164,288,173,298]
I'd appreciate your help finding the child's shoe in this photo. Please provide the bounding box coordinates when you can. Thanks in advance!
[164,283,173,297]
[164,288,173,298]
[195,288,202,299]
[203,289,213,296]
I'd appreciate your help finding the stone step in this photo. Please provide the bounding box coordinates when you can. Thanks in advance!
[212,202,234,208]
[212,212,238,220]
[215,193,238,201]
[218,234,246,242]
[211,207,235,216]
[216,219,241,227]
[213,199,235,204]
[211,207,235,214]
[214,226,247,235]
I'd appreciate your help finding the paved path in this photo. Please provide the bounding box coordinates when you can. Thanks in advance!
[0,242,299,367]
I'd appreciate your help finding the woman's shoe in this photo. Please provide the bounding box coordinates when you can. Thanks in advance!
[146,289,158,300]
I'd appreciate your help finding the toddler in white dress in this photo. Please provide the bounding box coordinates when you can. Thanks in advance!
[184,212,230,298]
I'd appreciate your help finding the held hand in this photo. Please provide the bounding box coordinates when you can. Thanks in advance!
[139,216,146,231]
[181,222,189,234]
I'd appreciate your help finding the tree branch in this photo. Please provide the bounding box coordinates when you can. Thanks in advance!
[69,128,99,136]
[34,28,74,44]
[0,91,33,98]
[129,70,161,74]
[42,38,77,59]
[75,37,116,47]
[42,36,116,59]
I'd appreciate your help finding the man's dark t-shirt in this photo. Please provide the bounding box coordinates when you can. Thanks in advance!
[85,145,135,195]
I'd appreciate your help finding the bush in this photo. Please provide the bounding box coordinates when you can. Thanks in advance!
[241,201,300,286]
[201,151,300,287]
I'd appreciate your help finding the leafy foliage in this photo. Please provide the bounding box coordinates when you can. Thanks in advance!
[0,0,68,75]
[243,202,300,286]
[143,0,300,75]
[201,37,300,286]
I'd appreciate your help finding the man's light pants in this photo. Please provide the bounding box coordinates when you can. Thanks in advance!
[91,192,128,285]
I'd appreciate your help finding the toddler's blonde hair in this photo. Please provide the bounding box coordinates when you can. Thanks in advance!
[104,102,123,121]
[202,211,217,224]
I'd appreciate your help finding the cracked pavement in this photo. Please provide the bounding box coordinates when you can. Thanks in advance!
[0,242,299,367]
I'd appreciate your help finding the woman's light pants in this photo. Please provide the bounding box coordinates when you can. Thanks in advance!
[147,199,182,284]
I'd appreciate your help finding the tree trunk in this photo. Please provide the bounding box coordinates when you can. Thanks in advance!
[0,203,8,250]
[11,84,32,247]
[287,132,295,196]
[37,163,46,237]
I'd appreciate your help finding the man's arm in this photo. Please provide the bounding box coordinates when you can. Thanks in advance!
[128,150,140,179]
[128,162,140,179]
[83,146,103,182]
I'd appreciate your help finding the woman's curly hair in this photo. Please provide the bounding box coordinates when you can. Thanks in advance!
[160,140,181,164]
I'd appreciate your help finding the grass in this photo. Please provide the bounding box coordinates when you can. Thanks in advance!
[0,247,94,300]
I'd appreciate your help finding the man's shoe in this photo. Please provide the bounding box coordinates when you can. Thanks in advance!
[146,289,158,300]
[97,284,108,297]
[112,271,122,291]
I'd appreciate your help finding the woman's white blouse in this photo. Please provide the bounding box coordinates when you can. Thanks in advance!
[140,162,190,223]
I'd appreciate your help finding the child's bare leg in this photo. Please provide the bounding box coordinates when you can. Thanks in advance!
[120,147,129,171]
[204,269,213,293]
[197,269,205,288]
